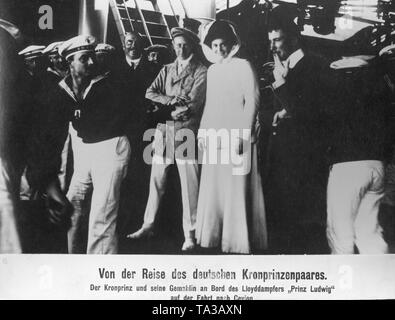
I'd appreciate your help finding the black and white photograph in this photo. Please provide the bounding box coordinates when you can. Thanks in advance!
[1,0,395,301]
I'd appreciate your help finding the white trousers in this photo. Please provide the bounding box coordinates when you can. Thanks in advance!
[143,154,199,239]
[0,158,21,253]
[327,160,388,254]
[67,130,131,254]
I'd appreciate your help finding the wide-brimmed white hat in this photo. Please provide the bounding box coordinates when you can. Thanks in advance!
[201,20,241,64]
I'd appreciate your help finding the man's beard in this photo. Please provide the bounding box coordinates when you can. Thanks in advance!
[272,50,287,62]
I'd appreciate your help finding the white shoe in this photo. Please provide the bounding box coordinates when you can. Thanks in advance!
[182,238,196,252]
[126,226,154,240]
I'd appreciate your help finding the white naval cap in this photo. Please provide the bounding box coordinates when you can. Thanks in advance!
[18,45,45,59]
[58,35,97,60]
[95,43,116,54]
[42,41,64,55]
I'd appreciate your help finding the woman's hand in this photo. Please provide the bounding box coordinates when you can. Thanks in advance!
[198,137,206,151]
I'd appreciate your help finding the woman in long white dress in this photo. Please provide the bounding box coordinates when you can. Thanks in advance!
[196,20,267,254]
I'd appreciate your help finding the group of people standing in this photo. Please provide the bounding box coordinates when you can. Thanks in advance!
[0,12,393,255]
[127,21,267,254]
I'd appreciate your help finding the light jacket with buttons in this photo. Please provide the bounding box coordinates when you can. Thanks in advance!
[146,55,207,153]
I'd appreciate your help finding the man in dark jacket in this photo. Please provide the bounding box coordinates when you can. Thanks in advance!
[1,21,23,253]
[117,32,167,249]
[121,31,163,96]
[17,45,46,201]
[262,17,332,254]
[1,23,71,253]
[326,57,390,254]
[41,41,71,193]
[119,32,165,139]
